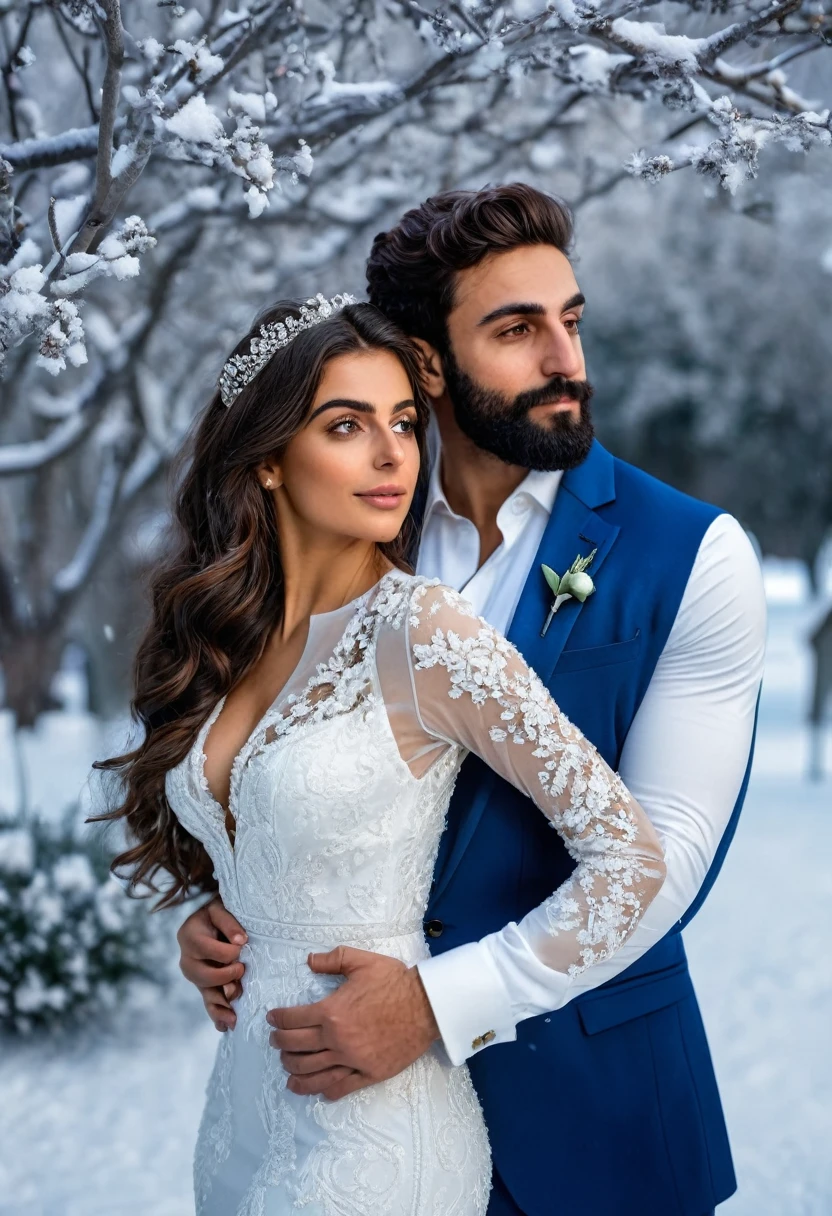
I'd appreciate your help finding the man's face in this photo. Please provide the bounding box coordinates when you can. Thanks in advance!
[442,244,594,470]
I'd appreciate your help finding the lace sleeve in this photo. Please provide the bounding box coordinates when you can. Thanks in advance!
[406,582,667,978]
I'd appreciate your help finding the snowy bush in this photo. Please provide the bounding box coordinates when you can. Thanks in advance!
[0,818,164,1035]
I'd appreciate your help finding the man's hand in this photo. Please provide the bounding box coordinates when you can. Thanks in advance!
[177,897,248,1032]
[266,947,440,1102]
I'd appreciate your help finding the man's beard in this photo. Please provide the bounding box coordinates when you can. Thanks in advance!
[442,347,595,472]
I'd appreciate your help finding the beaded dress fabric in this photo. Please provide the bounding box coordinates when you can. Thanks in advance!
[165,569,665,1215]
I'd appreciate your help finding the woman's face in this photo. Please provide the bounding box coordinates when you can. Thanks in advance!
[262,349,421,547]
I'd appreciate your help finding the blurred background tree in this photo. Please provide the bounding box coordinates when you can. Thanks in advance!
[0,0,830,771]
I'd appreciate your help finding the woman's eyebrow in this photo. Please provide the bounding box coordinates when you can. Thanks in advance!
[307,397,415,422]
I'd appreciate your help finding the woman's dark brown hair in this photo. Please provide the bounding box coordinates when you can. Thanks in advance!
[366,182,574,351]
[92,301,429,907]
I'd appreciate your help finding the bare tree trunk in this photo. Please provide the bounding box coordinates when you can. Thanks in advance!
[808,608,832,782]
[1,629,65,729]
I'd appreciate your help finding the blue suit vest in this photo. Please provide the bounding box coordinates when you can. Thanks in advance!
[422,441,756,1216]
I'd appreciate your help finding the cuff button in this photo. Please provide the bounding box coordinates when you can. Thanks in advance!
[425,919,444,938]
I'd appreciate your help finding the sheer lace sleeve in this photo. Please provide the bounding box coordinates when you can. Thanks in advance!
[403,582,666,980]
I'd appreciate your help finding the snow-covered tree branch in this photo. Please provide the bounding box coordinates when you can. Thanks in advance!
[0,0,829,729]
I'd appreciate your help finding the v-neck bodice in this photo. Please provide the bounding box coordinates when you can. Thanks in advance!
[197,573,392,826]
[165,568,461,941]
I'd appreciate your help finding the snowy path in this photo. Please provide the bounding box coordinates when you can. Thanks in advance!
[0,588,829,1215]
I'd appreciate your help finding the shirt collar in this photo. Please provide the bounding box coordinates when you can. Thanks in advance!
[423,435,563,525]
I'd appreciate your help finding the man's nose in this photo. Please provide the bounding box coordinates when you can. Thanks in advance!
[540,326,583,381]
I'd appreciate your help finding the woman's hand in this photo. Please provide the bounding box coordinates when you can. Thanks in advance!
[177,897,248,1031]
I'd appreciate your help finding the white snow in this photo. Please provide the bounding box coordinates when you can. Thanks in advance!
[0,829,35,875]
[568,44,632,89]
[52,854,97,896]
[165,94,225,145]
[9,264,46,294]
[611,18,705,71]
[171,39,224,84]
[0,566,829,1213]
[550,0,581,30]
[136,37,164,63]
[228,89,271,124]
[244,185,268,218]
[110,143,136,179]
[293,138,314,178]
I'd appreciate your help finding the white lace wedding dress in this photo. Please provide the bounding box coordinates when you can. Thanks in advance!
[166,569,665,1216]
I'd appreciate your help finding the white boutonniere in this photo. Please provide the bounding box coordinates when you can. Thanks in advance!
[540,549,597,637]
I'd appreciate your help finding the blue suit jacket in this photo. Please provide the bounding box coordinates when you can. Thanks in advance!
[422,440,756,1216]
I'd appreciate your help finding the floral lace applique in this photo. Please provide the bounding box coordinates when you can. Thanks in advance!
[408,582,666,975]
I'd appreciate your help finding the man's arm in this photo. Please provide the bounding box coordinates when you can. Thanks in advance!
[177,897,248,1031]
[417,513,767,1065]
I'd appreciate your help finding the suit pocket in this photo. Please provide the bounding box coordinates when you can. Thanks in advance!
[576,960,692,1035]
[556,629,642,674]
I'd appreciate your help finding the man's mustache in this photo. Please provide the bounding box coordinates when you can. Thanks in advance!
[511,376,594,418]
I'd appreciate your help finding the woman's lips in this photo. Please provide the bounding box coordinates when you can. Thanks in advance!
[355,485,407,510]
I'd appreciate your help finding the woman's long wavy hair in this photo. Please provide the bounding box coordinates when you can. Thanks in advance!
[92,302,430,907]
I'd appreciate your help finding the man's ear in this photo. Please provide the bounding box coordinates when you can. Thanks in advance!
[256,459,282,491]
[410,337,446,401]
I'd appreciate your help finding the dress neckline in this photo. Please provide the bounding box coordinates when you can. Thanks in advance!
[307,567,393,623]
[196,566,403,843]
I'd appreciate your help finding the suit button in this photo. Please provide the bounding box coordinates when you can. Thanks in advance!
[425,919,444,938]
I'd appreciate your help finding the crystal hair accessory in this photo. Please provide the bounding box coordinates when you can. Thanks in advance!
[218,292,357,407]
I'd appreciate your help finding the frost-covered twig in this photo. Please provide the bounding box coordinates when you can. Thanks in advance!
[0,124,106,171]
[1,1,35,143]
[49,6,98,124]
[67,0,125,258]
[575,109,710,204]
[698,0,803,67]
[52,443,124,600]
[0,377,103,475]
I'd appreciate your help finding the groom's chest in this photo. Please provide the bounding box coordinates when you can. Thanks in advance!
[415,500,550,637]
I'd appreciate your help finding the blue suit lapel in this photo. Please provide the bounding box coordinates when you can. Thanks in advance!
[430,441,619,907]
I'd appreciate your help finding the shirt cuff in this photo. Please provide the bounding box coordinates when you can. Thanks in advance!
[416,940,517,1066]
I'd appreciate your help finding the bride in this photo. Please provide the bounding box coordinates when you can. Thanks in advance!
[96,293,667,1215]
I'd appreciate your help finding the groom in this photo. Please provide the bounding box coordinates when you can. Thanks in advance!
[178,183,766,1215]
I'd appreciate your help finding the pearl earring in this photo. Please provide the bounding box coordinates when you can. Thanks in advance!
[265,479,272,488]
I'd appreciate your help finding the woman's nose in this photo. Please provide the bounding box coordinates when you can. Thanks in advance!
[374,435,406,469]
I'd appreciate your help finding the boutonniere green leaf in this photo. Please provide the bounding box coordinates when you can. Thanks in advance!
[540,549,597,637]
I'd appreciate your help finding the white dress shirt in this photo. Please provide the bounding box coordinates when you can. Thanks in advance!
[414,450,767,1067]
[416,452,563,636]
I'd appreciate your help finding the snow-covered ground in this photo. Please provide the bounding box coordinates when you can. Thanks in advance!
[0,563,830,1216]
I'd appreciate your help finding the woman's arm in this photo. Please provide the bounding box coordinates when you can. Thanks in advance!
[402,582,667,1063]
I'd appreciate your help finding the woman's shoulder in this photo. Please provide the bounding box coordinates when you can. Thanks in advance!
[373,569,481,634]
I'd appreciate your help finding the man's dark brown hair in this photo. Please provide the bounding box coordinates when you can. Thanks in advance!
[366,182,574,352]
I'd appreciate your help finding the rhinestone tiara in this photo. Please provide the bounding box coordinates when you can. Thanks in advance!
[218,292,357,408]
